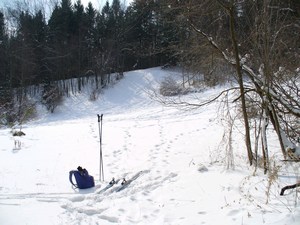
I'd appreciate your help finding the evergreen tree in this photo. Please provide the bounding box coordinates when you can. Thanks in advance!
[111,0,125,72]
[0,11,11,105]
[0,11,4,41]
[124,0,177,69]
[48,0,74,81]
[85,2,97,70]
[95,1,126,78]
[13,11,36,87]
[73,0,85,79]
[31,10,47,84]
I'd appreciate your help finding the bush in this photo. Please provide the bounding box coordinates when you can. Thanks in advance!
[89,88,102,101]
[42,84,63,113]
[159,76,183,96]
[0,95,37,127]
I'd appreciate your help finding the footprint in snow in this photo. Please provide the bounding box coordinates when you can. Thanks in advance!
[70,195,85,202]
[99,215,119,223]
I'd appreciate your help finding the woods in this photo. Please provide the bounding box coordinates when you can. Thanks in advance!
[0,0,178,101]
[0,0,300,171]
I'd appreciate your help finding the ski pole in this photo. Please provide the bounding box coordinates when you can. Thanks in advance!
[99,114,104,181]
[97,114,104,181]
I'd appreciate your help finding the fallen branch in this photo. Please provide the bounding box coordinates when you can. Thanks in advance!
[280,182,300,196]
[281,159,300,162]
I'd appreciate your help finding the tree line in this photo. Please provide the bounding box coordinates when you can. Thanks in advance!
[0,0,179,103]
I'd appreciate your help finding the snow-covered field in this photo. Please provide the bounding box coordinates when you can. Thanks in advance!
[0,67,299,225]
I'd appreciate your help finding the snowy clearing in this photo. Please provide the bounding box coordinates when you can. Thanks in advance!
[0,67,299,225]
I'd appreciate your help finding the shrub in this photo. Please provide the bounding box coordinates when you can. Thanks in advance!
[159,76,183,96]
[0,95,37,127]
[42,84,63,113]
[89,88,102,101]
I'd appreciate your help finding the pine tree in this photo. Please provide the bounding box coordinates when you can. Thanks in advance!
[73,0,85,84]
[48,0,74,81]
[124,0,176,69]
[0,11,11,105]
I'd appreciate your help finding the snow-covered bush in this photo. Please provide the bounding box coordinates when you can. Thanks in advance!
[89,88,102,101]
[159,76,184,96]
[42,85,63,113]
[0,96,37,127]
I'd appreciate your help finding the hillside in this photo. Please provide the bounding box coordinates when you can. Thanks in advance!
[0,67,299,225]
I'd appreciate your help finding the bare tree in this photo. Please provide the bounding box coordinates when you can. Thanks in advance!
[164,0,300,172]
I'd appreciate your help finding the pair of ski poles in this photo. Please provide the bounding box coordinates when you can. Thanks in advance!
[97,114,104,182]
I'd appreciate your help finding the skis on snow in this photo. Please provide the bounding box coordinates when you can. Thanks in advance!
[116,170,149,192]
[98,170,150,194]
[97,178,121,194]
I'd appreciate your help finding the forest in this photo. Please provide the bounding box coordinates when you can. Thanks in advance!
[0,0,179,92]
[0,0,300,170]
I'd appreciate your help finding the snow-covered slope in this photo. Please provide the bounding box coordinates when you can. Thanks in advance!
[0,67,299,225]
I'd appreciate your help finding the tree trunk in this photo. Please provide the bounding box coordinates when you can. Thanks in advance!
[261,106,269,174]
[268,103,286,158]
[228,6,253,165]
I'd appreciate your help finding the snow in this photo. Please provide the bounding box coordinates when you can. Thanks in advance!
[0,67,299,225]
